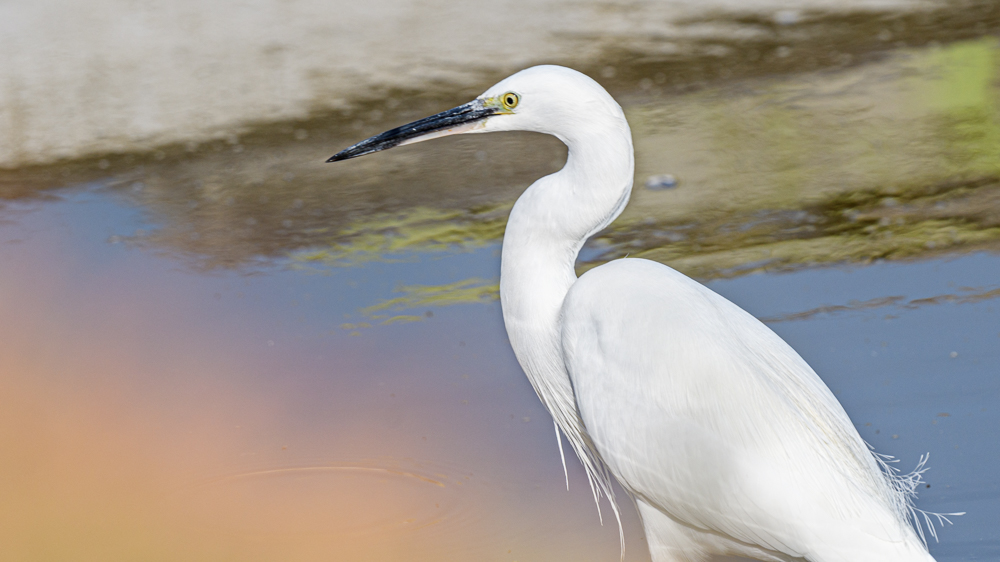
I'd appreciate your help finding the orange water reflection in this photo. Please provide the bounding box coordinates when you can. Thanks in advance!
[0,195,647,562]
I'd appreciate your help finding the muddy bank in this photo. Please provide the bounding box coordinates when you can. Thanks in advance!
[3,4,1000,285]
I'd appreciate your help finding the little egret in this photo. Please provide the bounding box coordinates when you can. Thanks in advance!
[328,66,950,562]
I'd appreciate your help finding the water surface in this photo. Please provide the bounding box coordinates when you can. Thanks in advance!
[1,180,996,561]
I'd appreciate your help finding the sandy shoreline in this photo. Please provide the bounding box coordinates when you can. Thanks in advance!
[1,0,938,168]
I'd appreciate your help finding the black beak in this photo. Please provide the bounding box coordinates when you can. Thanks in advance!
[327,99,498,162]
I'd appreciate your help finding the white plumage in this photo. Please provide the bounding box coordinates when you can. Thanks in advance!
[329,65,949,562]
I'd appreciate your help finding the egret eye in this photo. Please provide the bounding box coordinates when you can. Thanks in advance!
[502,92,520,109]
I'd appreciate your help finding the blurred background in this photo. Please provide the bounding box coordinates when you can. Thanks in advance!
[1,1,998,561]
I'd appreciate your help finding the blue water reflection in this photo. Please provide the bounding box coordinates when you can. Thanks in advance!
[710,257,999,560]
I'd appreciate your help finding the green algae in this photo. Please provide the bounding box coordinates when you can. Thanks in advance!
[292,205,509,268]
[360,278,499,317]
[633,219,1000,279]
[339,278,500,330]
[345,179,1000,324]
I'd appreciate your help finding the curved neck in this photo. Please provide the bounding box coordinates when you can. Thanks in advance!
[498,119,634,434]
[501,123,634,321]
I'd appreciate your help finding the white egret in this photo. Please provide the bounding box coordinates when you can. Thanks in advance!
[328,65,951,562]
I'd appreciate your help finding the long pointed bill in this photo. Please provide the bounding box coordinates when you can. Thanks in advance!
[327,99,498,162]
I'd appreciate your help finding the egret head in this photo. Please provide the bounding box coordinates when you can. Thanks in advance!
[327,65,625,162]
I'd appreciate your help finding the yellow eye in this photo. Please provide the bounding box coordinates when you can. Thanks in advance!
[502,92,520,109]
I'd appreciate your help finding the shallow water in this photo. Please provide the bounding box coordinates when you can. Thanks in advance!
[0,181,996,561]
[3,5,1000,561]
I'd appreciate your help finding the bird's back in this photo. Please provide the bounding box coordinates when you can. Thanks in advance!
[560,258,932,562]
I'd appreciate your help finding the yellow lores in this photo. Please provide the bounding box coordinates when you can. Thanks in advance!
[485,91,520,113]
